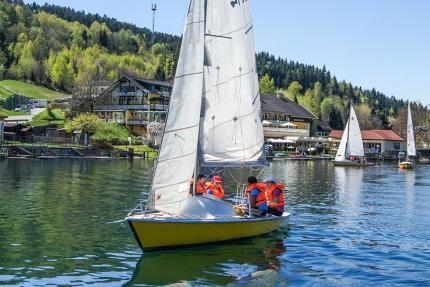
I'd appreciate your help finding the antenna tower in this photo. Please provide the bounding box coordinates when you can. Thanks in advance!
[151,4,157,46]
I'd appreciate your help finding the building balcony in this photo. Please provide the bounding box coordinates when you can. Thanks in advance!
[128,120,149,126]
[149,104,169,111]
[114,92,137,96]
[263,127,309,138]
[102,119,124,124]
[94,105,149,111]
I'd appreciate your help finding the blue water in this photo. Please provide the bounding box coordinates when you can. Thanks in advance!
[0,158,429,286]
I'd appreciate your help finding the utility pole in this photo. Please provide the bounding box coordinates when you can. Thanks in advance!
[151,4,157,47]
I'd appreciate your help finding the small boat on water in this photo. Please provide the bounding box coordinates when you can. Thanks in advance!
[125,0,290,252]
[398,103,416,169]
[332,103,373,167]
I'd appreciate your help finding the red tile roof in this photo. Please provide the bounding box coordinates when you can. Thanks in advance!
[329,130,404,141]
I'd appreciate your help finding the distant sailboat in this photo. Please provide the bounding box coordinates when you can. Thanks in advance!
[125,0,290,251]
[398,103,416,169]
[332,103,373,167]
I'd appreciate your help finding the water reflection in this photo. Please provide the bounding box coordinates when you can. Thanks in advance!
[335,167,364,207]
[403,168,416,217]
[123,235,289,286]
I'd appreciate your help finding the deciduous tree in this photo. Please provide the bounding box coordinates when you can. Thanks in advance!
[259,74,276,95]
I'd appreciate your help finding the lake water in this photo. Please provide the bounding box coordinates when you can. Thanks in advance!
[1,158,430,286]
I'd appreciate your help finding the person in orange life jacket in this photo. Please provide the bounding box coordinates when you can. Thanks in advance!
[245,175,268,216]
[264,177,284,216]
[206,175,225,199]
[189,173,207,195]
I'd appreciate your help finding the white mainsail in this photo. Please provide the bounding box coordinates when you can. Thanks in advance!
[199,0,265,167]
[150,0,266,213]
[406,103,416,157]
[347,104,365,157]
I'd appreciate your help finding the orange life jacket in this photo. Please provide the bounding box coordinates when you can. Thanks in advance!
[266,183,285,208]
[190,179,207,193]
[206,182,224,199]
[246,183,268,207]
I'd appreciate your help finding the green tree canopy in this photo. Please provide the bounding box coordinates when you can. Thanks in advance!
[259,74,276,94]
[64,112,100,135]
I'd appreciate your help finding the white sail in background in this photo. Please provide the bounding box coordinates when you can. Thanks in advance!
[347,104,365,157]
[335,103,365,161]
[406,103,416,157]
[199,0,266,167]
[150,0,205,213]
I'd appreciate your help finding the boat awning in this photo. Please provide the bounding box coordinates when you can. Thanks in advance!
[280,122,296,127]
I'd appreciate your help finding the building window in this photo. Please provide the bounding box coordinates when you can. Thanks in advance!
[134,97,138,101]
[393,142,400,150]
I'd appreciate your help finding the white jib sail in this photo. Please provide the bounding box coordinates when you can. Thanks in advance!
[199,0,266,167]
[347,104,365,157]
[406,103,416,157]
[150,0,205,213]
[335,120,349,161]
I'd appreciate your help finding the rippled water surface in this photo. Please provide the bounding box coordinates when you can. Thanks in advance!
[1,158,430,286]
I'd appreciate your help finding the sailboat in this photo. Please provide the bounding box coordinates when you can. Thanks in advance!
[125,0,290,251]
[398,103,416,169]
[332,103,373,167]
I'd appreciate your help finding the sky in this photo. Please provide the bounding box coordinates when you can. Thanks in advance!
[25,0,430,105]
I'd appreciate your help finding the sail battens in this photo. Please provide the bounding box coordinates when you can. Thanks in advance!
[174,71,204,80]
[205,33,232,39]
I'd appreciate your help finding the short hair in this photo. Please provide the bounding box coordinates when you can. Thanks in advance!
[247,176,257,184]
[198,174,205,179]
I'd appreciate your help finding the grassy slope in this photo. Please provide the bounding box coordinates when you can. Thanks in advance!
[0,80,65,101]
[28,109,65,127]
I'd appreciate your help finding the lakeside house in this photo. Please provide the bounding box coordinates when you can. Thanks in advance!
[93,76,172,136]
[260,93,318,139]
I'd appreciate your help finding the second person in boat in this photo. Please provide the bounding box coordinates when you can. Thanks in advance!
[206,175,225,199]
[264,177,285,216]
[244,175,268,217]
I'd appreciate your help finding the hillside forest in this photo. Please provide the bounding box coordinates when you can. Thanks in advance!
[0,0,428,134]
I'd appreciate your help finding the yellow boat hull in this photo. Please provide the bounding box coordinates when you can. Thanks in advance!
[126,213,290,251]
[398,162,414,169]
